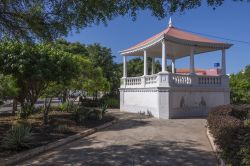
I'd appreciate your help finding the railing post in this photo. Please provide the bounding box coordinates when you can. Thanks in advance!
[141,76,146,88]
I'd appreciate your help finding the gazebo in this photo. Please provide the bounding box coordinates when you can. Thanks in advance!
[119,19,233,119]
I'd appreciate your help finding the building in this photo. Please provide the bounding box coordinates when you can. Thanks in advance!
[176,68,221,76]
[119,19,232,119]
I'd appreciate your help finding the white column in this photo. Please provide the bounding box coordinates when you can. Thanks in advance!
[221,49,226,75]
[151,57,155,74]
[144,50,148,76]
[171,59,175,73]
[161,40,167,72]
[190,47,195,75]
[123,55,127,77]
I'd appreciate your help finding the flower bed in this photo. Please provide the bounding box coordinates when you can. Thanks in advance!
[207,105,250,166]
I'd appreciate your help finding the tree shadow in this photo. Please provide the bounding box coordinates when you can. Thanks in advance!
[24,139,216,166]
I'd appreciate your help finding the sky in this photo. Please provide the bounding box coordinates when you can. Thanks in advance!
[66,1,250,74]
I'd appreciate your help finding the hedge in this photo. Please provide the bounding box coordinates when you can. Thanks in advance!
[207,105,250,166]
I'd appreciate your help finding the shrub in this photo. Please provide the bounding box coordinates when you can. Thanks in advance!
[2,122,31,150]
[17,105,34,119]
[56,124,70,133]
[59,101,78,112]
[104,97,119,108]
[80,98,101,108]
[72,106,90,124]
[207,105,250,166]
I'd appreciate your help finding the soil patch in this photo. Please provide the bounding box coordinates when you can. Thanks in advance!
[0,111,114,158]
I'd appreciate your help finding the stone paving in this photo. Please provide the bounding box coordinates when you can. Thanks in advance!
[19,110,217,166]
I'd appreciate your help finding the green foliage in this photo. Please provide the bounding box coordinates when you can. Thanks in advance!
[0,41,81,109]
[124,58,163,77]
[2,122,31,150]
[0,74,18,102]
[72,106,90,124]
[54,40,116,95]
[104,97,119,108]
[65,101,78,112]
[80,98,102,108]
[17,105,34,119]
[72,105,109,124]
[56,125,70,133]
[207,105,250,165]
[230,65,250,104]
[1,1,244,41]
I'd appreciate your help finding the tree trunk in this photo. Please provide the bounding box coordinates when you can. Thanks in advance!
[12,98,17,115]
[62,90,67,103]
[43,97,52,126]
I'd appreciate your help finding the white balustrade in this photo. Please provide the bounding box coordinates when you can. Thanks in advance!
[171,74,192,85]
[198,76,222,85]
[126,77,142,86]
[145,75,158,85]
[121,73,225,88]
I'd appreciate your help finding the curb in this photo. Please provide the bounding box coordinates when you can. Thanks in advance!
[0,119,118,166]
[206,127,226,166]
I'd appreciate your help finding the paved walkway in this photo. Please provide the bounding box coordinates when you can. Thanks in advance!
[20,111,217,166]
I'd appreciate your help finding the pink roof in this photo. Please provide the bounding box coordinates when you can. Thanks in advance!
[123,26,226,52]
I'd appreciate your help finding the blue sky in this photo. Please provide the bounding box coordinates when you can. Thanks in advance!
[66,1,250,74]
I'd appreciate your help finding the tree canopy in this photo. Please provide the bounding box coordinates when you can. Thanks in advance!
[1,0,247,41]
[230,65,250,104]
[53,39,120,95]
[0,41,109,107]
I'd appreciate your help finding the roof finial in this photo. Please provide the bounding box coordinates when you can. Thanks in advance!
[168,17,173,27]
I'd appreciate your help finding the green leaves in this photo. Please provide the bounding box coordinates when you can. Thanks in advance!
[230,65,250,104]
[2,0,245,41]
[0,74,18,101]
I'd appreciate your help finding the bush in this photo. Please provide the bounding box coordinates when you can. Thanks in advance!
[2,122,31,150]
[56,124,70,133]
[17,105,34,119]
[80,98,101,108]
[59,101,78,112]
[72,106,90,124]
[88,104,109,120]
[207,105,250,165]
[104,97,119,108]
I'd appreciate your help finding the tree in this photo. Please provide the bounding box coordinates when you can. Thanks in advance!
[83,67,110,100]
[1,0,247,41]
[86,44,118,94]
[0,41,84,114]
[230,65,250,104]
[0,74,18,103]
[124,57,162,77]
[53,40,118,95]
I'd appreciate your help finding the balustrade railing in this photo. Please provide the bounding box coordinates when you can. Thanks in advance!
[171,74,192,85]
[125,77,141,86]
[145,74,158,85]
[198,76,221,85]
[121,73,226,88]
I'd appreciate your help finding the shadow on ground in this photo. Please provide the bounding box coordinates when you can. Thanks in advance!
[25,138,216,166]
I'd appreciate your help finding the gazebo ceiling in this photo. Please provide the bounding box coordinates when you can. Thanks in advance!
[120,21,233,59]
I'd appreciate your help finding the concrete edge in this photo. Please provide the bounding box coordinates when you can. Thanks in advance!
[1,119,118,166]
[206,126,226,166]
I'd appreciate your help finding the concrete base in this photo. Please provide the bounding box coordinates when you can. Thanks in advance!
[120,87,230,119]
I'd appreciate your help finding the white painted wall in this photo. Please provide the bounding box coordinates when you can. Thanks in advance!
[120,87,230,119]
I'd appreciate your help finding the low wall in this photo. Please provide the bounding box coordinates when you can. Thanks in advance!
[120,88,160,118]
[120,87,230,119]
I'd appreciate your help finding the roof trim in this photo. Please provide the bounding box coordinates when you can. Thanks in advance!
[120,26,233,55]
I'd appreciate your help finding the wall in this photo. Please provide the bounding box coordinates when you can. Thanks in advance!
[120,88,160,118]
[120,87,230,119]
[169,87,230,118]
